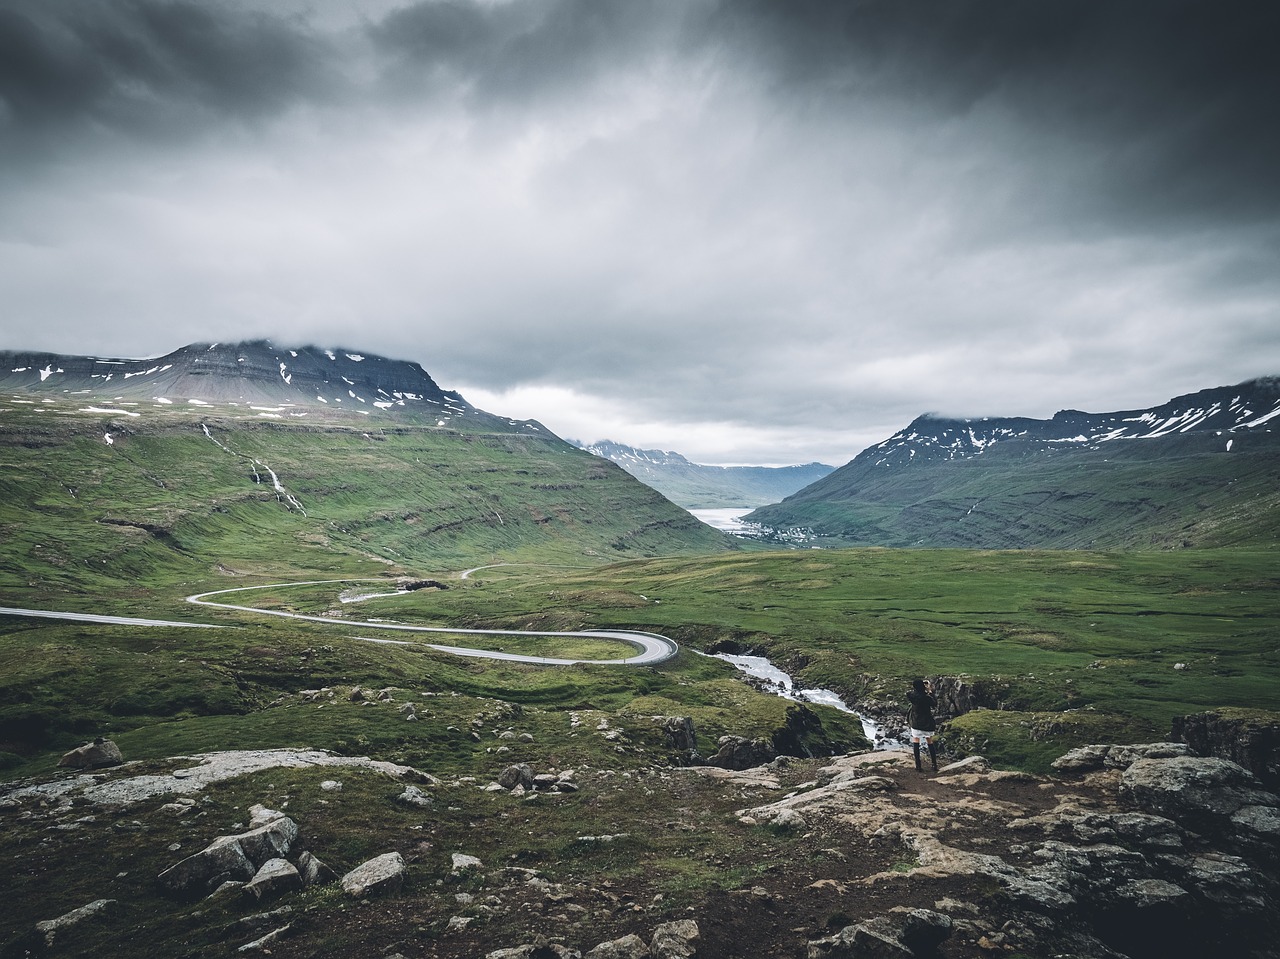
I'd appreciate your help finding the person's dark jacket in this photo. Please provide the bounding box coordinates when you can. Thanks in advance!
[907,690,938,732]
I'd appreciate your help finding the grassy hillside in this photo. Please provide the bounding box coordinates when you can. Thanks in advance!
[0,406,733,613]
[748,430,1280,549]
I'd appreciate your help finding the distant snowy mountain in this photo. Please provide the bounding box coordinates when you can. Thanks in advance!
[578,439,834,508]
[859,378,1280,469]
[748,377,1280,550]
[0,341,545,435]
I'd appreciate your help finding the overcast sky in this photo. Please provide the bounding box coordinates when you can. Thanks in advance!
[3,1,1279,465]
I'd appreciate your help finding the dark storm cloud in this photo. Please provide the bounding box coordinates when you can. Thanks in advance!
[0,0,338,151]
[2,0,1278,464]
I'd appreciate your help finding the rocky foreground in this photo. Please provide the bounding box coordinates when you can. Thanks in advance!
[2,741,1278,959]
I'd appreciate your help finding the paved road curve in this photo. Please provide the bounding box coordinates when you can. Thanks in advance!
[185,581,679,666]
[0,577,679,666]
[0,606,225,629]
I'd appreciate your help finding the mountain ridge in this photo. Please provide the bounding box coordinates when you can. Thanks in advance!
[578,439,834,509]
[748,376,1280,550]
[0,340,548,435]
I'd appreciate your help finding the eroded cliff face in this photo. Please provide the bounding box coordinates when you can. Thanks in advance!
[1171,710,1280,792]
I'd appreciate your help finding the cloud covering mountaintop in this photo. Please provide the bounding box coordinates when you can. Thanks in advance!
[2,0,1278,465]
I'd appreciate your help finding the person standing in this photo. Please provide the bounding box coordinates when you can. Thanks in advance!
[907,678,939,772]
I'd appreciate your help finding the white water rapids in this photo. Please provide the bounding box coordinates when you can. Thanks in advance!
[712,652,902,751]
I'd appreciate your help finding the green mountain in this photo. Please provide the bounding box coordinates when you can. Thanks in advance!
[577,440,833,508]
[0,341,734,607]
[747,378,1280,549]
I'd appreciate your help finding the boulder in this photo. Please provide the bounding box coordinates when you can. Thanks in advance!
[451,853,483,873]
[707,736,776,771]
[808,918,912,959]
[1052,742,1191,774]
[651,919,699,959]
[1119,757,1277,831]
[245,858,303,901]
[341,852,406,898]
[158,835,257,898]
[498,764,535,790]
[58,739,124,770]
[487,938,581,959]
[233,816,300,866]
[585,934,650,959]
[296,850,337,887]
[660,716,698,753]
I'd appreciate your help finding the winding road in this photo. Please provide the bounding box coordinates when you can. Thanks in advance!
[0,575,679,667]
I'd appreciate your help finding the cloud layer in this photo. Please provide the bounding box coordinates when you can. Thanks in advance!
[3,0,1279,464]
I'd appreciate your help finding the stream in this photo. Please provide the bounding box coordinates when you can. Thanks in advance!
[713,652,902,751]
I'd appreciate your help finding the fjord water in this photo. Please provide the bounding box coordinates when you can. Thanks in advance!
[688,507,757,534]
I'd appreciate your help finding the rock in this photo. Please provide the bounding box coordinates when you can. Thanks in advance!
[1173,711,1280,792]
[660,716,698,753]
[320,780,342,792]
[248,804,285,826]
[707,735,776,771]
[237,923,292,953]
[898,909,953,955]
[35,899,116,946]
[396,785,433,808]
[234,816,300,866]
[158,835,257,898]
[1119,757,1277,833]
[486,938,582,959]
[499,764,535,790]
[533,774,561,791]
[766,808,808,832]
[57,738,124,770]
[451,853,483,873]
[936,756,989,775]
[296,850,337,887]
[341,852,406,897]
[808,918,912,959]
[245,858,303,901]
[1050,744,1111,773]
[651,919,699,959]
[234,905,293,934]
[585,933,651,959]
[1114,878,1191,910]
[1052,742,1191,774]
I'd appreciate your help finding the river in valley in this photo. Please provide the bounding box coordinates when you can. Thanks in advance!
[712,652,901,751]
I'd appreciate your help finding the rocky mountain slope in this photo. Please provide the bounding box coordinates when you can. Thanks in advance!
[577,441,833,509]
[748,378,1280,549]
[3,732,1276,959]
[0,341,530,432]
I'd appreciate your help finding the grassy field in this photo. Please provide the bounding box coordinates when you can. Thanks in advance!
[6,545,1274,777]
[265,548,1280,770]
